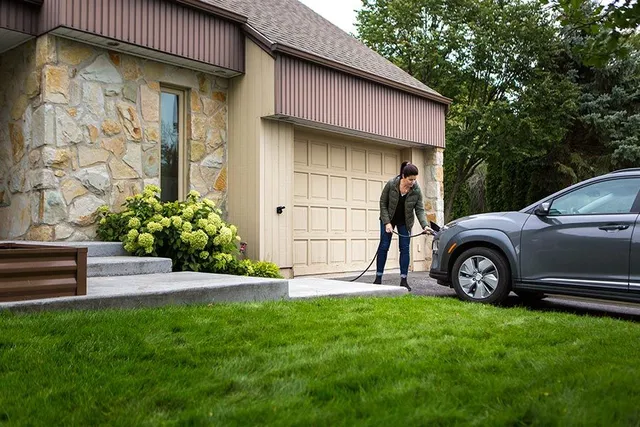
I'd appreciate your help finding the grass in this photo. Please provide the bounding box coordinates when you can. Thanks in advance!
[1,296,640,426]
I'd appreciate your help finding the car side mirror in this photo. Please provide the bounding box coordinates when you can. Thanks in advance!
[535,202,551,216]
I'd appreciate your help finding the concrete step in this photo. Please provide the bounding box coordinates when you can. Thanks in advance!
[88,256,173,277]
[56,241,127,257]
[0,272,289,312]
[1,240,127,257]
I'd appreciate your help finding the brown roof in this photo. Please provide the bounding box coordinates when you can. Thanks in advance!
[201,0,449,103]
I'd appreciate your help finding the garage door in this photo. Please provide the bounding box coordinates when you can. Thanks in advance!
[293,132,402,275]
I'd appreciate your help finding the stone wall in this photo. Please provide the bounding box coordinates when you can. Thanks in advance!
[423,146,445,228]
[0,35,228,241]
[415,146,444,269]
[0,40,39,240]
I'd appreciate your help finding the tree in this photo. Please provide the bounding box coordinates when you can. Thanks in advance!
[550,0,640,66]
[578,40,640,165]
[484,23,640,213]
[357,0,579,221]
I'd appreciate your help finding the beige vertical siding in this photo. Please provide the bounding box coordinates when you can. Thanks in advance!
[228,39,275,261]
[260,119,294,270]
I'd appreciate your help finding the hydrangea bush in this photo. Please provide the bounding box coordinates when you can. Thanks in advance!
[96,186,282,278]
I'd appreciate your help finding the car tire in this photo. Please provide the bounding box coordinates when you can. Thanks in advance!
[451,247,511,304]
[514,290,547,302]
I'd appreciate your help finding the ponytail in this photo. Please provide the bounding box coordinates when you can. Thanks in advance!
[399,161,409,176]
[399,161,419,177]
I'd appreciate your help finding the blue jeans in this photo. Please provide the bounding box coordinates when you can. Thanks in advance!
[376,221,410,277]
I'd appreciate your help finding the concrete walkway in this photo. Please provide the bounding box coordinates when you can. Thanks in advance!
[288,277,407,299]
[0,271,407,313]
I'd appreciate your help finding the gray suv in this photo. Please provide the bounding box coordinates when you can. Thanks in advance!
[429,168,640,304]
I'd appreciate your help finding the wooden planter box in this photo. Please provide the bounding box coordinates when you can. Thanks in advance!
[0,243,87,302]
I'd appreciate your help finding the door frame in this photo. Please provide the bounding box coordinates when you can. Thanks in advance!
[159,85,188,201]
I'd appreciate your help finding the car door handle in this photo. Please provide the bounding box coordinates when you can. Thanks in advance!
[598,224,630,231]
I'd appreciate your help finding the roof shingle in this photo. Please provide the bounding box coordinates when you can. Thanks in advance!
[201,0,446,100]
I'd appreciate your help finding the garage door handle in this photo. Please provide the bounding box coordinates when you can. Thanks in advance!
[599,224,629,231]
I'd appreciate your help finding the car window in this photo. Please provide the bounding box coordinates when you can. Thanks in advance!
[549,178,640,216]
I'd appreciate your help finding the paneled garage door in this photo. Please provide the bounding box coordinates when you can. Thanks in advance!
[293,133,402,275]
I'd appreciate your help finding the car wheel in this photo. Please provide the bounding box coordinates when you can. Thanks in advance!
[514,290,547,302]
[451,247,511,304]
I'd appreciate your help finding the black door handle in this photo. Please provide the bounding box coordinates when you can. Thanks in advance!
[598,224,629,231]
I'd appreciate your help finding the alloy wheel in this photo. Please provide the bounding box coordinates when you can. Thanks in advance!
[457,255,499,299]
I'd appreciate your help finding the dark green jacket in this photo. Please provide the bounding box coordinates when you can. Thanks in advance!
[379,176,428,231]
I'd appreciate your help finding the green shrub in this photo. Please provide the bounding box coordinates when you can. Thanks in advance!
[204,256,282,279]
[96,186,283,279]
[249,261,283,278]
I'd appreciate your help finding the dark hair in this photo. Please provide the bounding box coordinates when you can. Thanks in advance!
[400,161,419,177]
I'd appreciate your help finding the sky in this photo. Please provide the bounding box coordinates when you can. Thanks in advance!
[298,0,362,35]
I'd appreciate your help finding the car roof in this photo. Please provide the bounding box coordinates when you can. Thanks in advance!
[606,168,640,176]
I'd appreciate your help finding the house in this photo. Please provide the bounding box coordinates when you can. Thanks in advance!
[0,0,450,277]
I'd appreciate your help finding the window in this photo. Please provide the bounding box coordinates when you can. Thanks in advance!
[160,87,186,202]
[550,178,640,216]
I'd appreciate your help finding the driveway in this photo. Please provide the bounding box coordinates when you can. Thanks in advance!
[326,271,640,322]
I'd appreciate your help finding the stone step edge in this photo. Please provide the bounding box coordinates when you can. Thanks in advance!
[1,240,127,257]
[87,256,173,277]
[0,279,290,313]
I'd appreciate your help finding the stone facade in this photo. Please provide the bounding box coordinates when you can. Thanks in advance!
[423,146,445,228]
[0,40,40,240]
[411,146,444,269]
[0,35,228,241]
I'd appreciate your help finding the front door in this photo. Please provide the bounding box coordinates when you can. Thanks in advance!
[520,177,640,291]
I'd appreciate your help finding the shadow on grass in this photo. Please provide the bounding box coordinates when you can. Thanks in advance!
[334,274,640,323]
[501,295,640,323]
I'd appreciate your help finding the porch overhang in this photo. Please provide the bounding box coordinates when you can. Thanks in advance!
[0,0,40,53]
[50,27,241,77]
[0,0,246,74]
[0,27,33,53]
[37,0,245,75]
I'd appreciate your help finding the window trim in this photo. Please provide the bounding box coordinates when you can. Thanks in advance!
[159,86,188,201]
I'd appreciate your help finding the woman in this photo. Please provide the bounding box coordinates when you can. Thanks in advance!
[376,161,431,291]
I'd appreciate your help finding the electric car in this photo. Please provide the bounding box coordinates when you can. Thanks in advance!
[429,168,640,304]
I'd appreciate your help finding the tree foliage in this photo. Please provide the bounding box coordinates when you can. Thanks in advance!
[552,0,640,66]
[357,0,639,220]
[357,0,579,221]
[579,46,640,166]
[484,17,640,213]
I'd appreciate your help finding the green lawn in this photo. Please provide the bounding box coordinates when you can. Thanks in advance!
[1,296,639,426]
